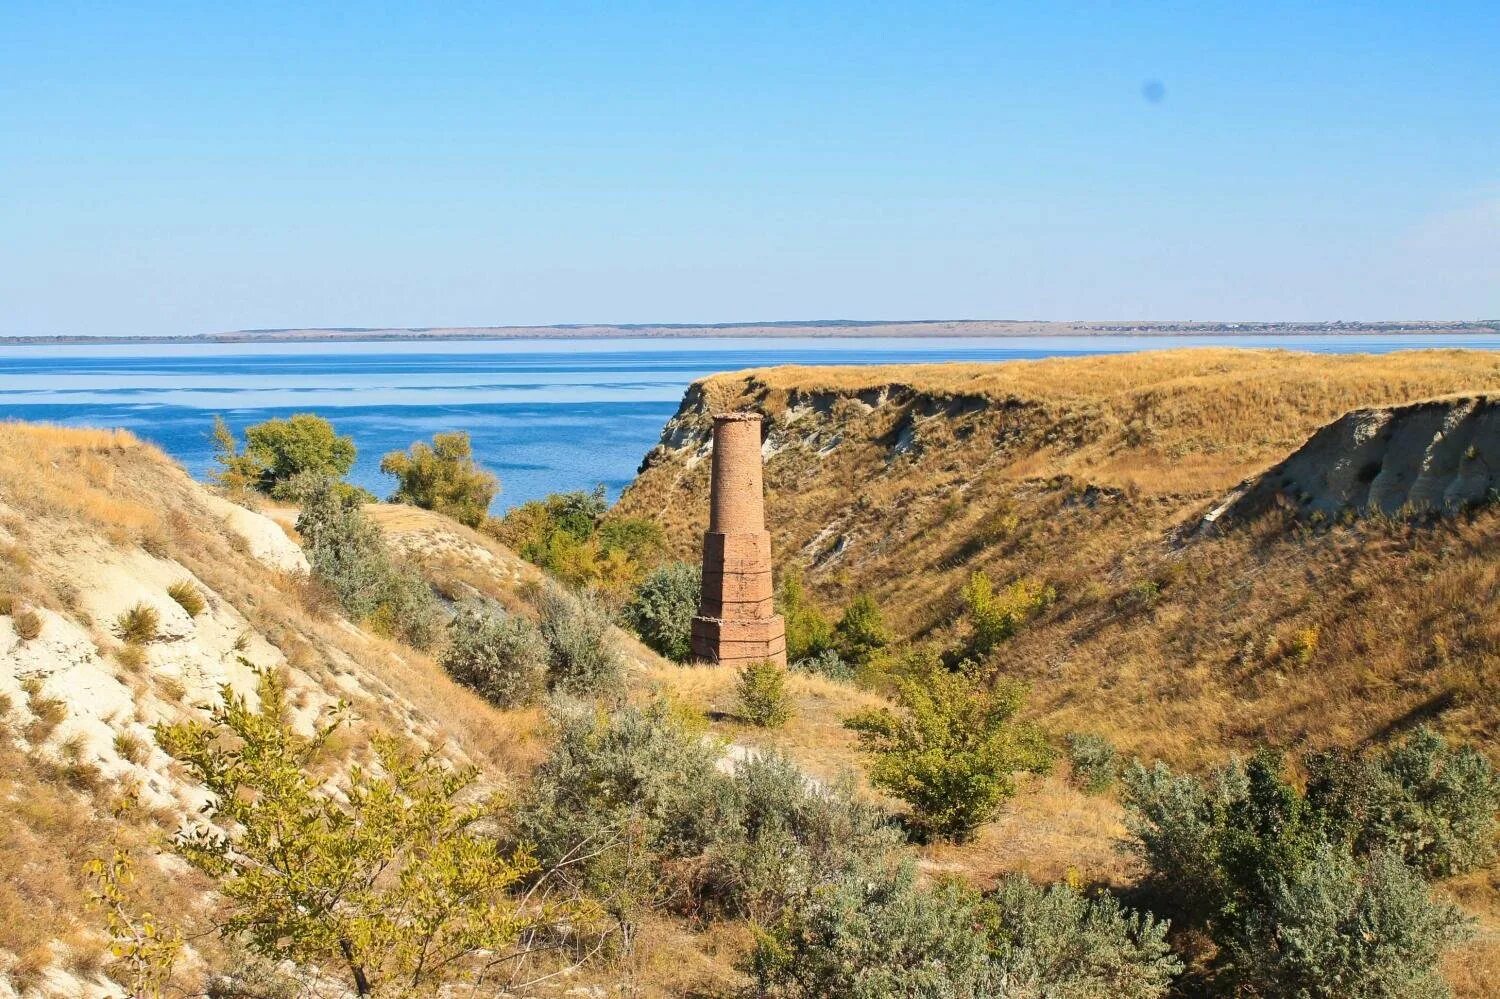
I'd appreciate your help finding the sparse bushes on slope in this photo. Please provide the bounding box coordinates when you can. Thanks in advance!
[961,570,1054,659]
[492,487,665,598]
[845,665,1053,841]
[735,659,793,728]
[13,608,42,641]
[623,560,700,662]
[380,431,498,528]
[440,604,549,707]
[166,580,205,618]
[296,480,440,648]
[778,568,834,663]
[536,586,625,699]
[833,592,888,668]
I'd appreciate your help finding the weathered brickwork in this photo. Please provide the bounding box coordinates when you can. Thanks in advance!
[690,412,788,667]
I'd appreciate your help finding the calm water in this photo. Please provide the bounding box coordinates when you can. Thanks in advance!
[1,334,1495,512]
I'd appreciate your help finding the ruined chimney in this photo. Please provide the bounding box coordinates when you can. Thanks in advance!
[690,412,787,667]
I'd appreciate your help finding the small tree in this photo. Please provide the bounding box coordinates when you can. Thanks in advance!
[833,593,888,668]
[155,668,589,997]
[778,568,833,663]
[243,414,357,500]
[845,666,1052,841]
[210,415,263,495]
[380,431,499,528]
[440,604,549,707]
[961,571,1054,658]
[735,659,793,728]
[624,561,700,662]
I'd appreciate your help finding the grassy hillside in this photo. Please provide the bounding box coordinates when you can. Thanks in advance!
[618,348,1500,762]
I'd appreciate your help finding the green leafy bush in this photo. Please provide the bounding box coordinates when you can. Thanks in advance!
[1065,731,1119,794]
[492,487,664,597]
[623,560,700,662]
[833,593,888,668]
[845,666,1053,841]
[1305,725,1500,878]
[214,413,358,500]
[777,568,834,662]
[536,586,625,698]
[792,648,853,681]
[116,603,161,645]
[513,698,731,913]
[380,431,499,527]
[984,874,1181,998]
[439,604,548,707]
[295,480,441,648]
[961,570,1055,658]
[735,659,793,728]
[1121,750,1480,994]
[703,752,897,921]
[748,862,1179,999]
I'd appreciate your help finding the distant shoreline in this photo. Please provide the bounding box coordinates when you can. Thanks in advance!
[1,319,1497,346]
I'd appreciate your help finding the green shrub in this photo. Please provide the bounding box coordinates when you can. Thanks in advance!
[379,431,499,528]
[13,608,42,641]
[845,666,1052,842]
[778,568,834,662]
[295,480,441,648]
[492,487,663,597]
[961,571,1055,658]
[624,561,700,662]
[704,752,897,921]
[1121,749,1480,994]
[440,604,548,707]
[116,603,160,645]
[984,874,1181,998]
[735,659,793,728]
[792,648,853,681]
[1065,731,1119,794]
[1222,844,1470,998]
[166,580,205,618]
[833,593,888,667]
[513,699,731,911]
[536,586,625,698]
[214,413,359,500]
[1305,725,1500,878]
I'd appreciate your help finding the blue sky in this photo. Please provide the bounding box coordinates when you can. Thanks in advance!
[3,2,1496,335]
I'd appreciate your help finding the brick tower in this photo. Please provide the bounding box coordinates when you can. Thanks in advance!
[690,412,787,667]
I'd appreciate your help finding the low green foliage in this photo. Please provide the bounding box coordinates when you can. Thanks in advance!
[845,665,1053,841]
[1121,748,1480,995]
[792,647,853,681]
[735,659,793,728]
[439,603,549,707]
[1065,731,1119,795]
[748,863,1179,999]
[492,487,665,598]
[777,568,834,663]
[623,560,700,662]
[1305,725,1500,878]
[296,480,441,648]
[833,593,888,668]
[379,431,498,528]
[961,570,1054,658]
[155,668,589,998]
[536,586,625,699]
[116,603,160,645]
[166,580,205,618]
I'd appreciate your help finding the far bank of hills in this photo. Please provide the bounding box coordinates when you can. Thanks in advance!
[4,318,1498,344]
[2,346,1498,997]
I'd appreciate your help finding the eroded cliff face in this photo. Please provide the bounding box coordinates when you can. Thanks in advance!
[617,351,1500,771]
[1210,396,1500,524]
